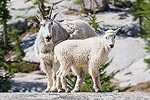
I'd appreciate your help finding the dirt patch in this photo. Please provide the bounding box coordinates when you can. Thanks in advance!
[64,9,80,15]
[127,81,150,92]
[18,62,40,73]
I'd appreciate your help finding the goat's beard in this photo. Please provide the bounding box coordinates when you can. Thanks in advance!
[45,39,50,42]
[44,38,53,45]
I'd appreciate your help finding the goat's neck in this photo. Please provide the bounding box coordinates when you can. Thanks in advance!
[102,40,111,54]
[45,41,54,47]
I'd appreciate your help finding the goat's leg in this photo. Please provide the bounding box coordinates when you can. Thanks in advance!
[60,66,70,92]
[50,72,57,92]
[90,80,95,92]
[42,60,53,92]
[89,66,101,92]
[56,67,63,92]
[45,73,52,92]
[71,67,85,92]
[50,62,60,92]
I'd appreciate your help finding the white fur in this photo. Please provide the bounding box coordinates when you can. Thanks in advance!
[54,29,119,92]
[62,20,97,39]
[34,19,97,92]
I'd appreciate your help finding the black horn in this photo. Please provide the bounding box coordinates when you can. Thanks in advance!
[48,4,54,19]
[38,3,45,19]
[52,12,59,20]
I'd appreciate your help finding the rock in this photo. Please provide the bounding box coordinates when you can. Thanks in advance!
[69,0,109,11]
[107,37,150,87]
[113,55,150,87]
[22,33,40,63]
[127,81,150,92]
[10,72,47,92]
[0,92,150,100]
[98,24,140,37]
[8,19,30,34]
[97,12,140,37]
[23,46,40,63]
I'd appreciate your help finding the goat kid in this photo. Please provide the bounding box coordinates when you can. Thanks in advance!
[54,29,120,92]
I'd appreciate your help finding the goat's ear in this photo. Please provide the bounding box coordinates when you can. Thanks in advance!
[52,12,59,21]
[114,28,120,34]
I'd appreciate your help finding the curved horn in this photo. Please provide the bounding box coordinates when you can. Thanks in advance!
[48,3,54,19]
[35,14,42,21]
[38,3,45,19]
[114,27,121,34]
[52,12,59,20]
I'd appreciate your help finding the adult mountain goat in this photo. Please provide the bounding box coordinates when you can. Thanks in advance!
[34,5,97,92]
[54,29,120,92]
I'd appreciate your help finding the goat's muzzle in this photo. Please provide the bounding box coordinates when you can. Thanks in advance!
[109,44,114,48]
[45,36,52,42]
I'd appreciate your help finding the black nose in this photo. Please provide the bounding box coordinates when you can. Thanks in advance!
[46,36,52,40]
[45,36,52,42]
[109,44,114,48]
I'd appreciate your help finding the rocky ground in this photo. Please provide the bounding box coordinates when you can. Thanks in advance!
[1,0,150,92]
[0,92,150,100]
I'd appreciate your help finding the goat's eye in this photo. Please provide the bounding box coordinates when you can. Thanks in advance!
[41,24,45,27]
[105,37,108,39]
[50,22,53,25]
[43,24,45,27]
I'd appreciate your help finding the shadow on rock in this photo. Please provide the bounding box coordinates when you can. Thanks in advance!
[10,81,46,92]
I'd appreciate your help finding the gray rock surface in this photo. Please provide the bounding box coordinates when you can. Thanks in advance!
[6,0,150,91]
[107,37,150,87]
[22,36,150,88]
[11,72,47,92]
[0,92,150,100]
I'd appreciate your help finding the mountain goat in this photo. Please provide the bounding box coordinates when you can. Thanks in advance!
[54,29,120,92]
[34,5,97,92]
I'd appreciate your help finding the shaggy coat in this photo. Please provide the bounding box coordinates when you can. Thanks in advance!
[54,29,119,92]
[34,19,97,92]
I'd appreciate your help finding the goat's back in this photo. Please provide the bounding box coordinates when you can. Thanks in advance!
[54,37,104,66]
[61,20,97,39]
